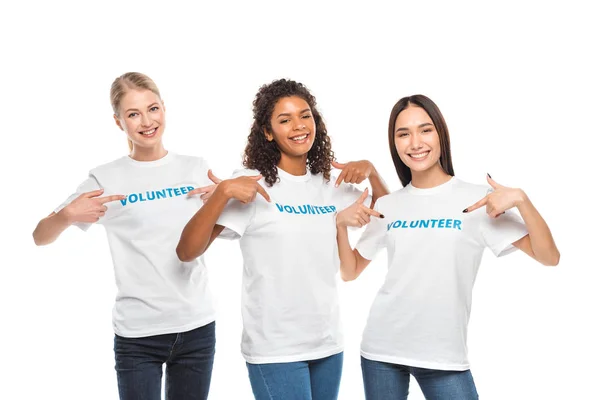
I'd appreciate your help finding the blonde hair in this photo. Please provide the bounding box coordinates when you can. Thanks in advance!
[110,72,162,151]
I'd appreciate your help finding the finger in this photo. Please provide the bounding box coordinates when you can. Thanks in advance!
[256,184,271,202]
[363,206,384,218]
[102,205,108,212]
[345,170,356,184]
[463,196,488,213]
[331,160,346,170]
[335,170,348,187]
[98,194,126,204]
[82,188,105,198]
[250,174,263,181]
[486,174,502,189]
[356,188,369,204]
[358,213,370,226]
[208,169,222,184]
[187,185,214,196]
[200,193,211,201]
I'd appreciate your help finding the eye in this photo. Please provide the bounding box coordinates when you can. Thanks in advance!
[280,119,290,124]
[302,114,312,119]
[422,128,433,134]
[150,106,159,112]
[128,112,138,118]
[396,132,408,138]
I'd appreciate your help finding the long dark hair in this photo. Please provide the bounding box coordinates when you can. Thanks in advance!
[388,94,454,187]
[243,79,334,187]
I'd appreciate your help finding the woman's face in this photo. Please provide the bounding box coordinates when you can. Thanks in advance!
[114,89,165,149]
[265,96,316,158]
[394,105,441,173]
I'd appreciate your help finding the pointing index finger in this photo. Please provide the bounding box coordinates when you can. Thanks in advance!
[463,195,488,213]
[98,194,126,204]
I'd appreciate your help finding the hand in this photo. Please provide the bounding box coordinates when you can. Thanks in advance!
[62,189,125,223]
[221,175,271,204]
[463,175,526,218]
[187,169,222,203]
[336,188,383,228]
[332,160,374,187]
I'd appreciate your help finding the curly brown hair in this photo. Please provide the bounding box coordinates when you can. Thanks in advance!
[243,79,335,187]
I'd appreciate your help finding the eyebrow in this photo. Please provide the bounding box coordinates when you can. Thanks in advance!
[395,122,434,133]
[125,103,160,114]
[276,108,311,118]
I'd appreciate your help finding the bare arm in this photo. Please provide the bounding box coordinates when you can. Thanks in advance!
[464,176,560,266]
[176,175,270,262]
[32,189,124,246]
[334,188,380,281]
[176,184,230,262]
[511,191,560,266]
[33,211,72,246]
[366,164,389,206]
[336,222,372,281]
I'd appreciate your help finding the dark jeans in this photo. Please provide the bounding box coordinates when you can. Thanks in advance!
[114,321,215,400]
[361,357,478,400]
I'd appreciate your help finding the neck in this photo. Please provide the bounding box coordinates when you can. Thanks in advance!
[130,144,168,162]
[410,163,451,188]
[277,153,309,176]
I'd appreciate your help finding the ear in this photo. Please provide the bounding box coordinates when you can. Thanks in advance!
[264,127,273,142]
[161,99,166,112]
[114,114,124,131]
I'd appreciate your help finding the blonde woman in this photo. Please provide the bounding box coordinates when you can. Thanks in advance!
[33,72,217,400]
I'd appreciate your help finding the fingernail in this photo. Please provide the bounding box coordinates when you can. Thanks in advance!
[462,208,468,213]
[487,173,492,179]
[379,215,385,218]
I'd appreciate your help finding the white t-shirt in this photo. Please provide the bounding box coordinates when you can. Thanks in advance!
[216,167,367,364]
[55,152,216,338]
[356,177,528,370]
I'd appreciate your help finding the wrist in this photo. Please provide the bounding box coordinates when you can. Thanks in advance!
[335,212,348,229]
[216,180,233,199]
[57,208,74,225]
[514,188,528,207]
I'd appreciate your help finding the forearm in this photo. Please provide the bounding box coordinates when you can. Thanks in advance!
[32,211,72,246]
[176,184,230,261]
[516,191,560,266]
[336,222,359,281]
[367,166,389,205]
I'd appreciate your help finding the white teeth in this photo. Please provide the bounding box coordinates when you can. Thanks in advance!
[291,134,308,141]
[410,152,428,159]
[141,128,156,136]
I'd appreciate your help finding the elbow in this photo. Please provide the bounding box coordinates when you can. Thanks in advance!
[32,231,49,246]
[545,250,561,267]
[176,243,197,262]
[340,270,357,282]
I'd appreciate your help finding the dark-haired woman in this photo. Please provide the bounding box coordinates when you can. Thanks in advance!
[177,79,389,399]
[335,95,560,399]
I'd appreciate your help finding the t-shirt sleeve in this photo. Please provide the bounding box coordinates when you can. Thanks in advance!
[479,208,529,257]
[355,200,387,260]
[54,175,103,232]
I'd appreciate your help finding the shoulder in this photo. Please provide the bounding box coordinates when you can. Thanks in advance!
[452,178,491,198]
[89,156,129,177]
[171,153,208,169]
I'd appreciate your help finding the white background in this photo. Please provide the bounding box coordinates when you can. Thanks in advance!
[2,1,598,399]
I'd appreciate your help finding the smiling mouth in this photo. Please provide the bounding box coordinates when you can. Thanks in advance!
[289,133,309,142]
[408,151,430,160]
[139,128,157,136]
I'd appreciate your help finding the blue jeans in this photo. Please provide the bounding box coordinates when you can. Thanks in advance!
[247,352,343,400]
[114,321,216,400]
[361,357,478,400]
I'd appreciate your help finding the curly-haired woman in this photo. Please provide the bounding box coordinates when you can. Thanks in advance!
[177,79,389,400]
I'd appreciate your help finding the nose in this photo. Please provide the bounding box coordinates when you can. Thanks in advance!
[293,117,306,131]
[409,133,422,150]
[140,113,151,127]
